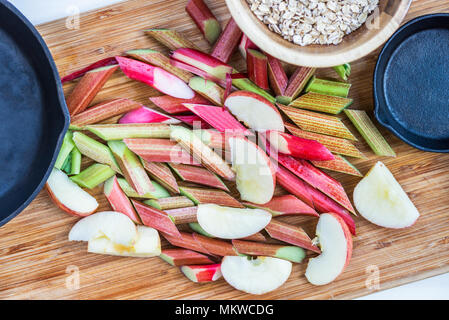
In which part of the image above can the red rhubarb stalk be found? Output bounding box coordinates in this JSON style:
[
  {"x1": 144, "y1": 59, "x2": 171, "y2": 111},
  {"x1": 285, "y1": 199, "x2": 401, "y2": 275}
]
[
  {"x1": 238, "y1": 34, "x2": 259, "y2": 59},
  {"x1": 181, "y1": 264, "x2": 222, "y2": 282},
  {"x1": 265, "y1": 220, "x2": 321, "y2": 253},
  {"x1": 61, "y1": 57, "x2": 117, "y2": 83},
  {"x1": 162, "y1": 231, "x2": 209, "y2": 254},
  {"x1": 149, "y1": 94, "x2": 210, "y2": 114},
  {"x1": 159, "y1": 249, "x2": 214, "y2": 266},
  {"x1": 180, "y1": 186, "x2": 243, "y2": 208},
  {"x1": 193, "y1": 233, "x2": 238, "y2": 256},
  {"x1": 141, "y1": 160, "x2": 179, "y2": 194},
  {"x1": 132, "y1": 200, "x2": 181, "y2": 237},
  {"x1": 104, "y1": 176, "x2": 141, "y2": 224},
  {"x1": 170, "y1": 58, "x2": 226, "y2": 86},
  {"x1": 247, "y1": 49, "x2": 269, "y2": 90},
  {"x1": 119, "y1": 106, "x2": 180, "y2": 124},
  {"x1": 275, "y1": 164, "x2": 314, "y2": 208},
  {"x1": 165, "y1": 206, "x2": 198, "y2": 225},
  {"x1": 116, "y1": 56, "x2": 195, "y2": 99},
  {"x1": 175, "y1": 115, "x2": 212, "y2": 129},
  {"x1": 276, "y1": 66, "x2": 315, "y2": 104},
  {"x1": 186, "y1": 0, "x2": 222, "y2": 45},
  {"x1": 243, "y1": 194, "x2": 318, "y2": 217},
  {"x1": 211, "y1": 18, "x2": 243, "y2": 63},
  {"x1": 267, "y1": 54, "x2": 288, "y2": 96},
  {"x1": 169, "y1": 163, "x2": 229, "y2": 191}
]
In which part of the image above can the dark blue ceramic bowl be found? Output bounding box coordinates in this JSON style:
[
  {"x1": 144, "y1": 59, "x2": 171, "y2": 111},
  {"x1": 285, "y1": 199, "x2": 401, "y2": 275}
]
[
  {"x1": 0, "y1": 0, "x2": 69, "y2": 227},
  {"x1": 374, "y1": 13, "x2": 449, "y2": 153}
]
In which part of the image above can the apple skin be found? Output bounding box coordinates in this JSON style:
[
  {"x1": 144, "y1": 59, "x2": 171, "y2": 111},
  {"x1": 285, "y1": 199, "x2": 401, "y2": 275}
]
[
  {"x1": 327, "y1": 212, "x2": 353, "y2": 268},
  {"x1": 45, "y1": 183, "x2": 97, "y2": 217}
]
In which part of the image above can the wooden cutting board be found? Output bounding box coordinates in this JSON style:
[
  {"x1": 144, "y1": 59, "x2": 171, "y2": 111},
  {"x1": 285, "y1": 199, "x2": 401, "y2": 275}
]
[{"x1": 0, "y1": 0, "x2": 448, "y2": 300}]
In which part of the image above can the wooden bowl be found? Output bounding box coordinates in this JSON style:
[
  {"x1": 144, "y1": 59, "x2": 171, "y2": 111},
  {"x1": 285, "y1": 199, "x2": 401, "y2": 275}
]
[{"x1": 225, "y1": 0, "x2": 412, "y2": 67}]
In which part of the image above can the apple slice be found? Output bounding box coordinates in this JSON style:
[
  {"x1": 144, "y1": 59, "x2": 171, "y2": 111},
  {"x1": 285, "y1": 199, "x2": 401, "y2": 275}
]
[
  {"x1": 354, "y1": 161, "x2": 420, "y2": 228},
  {"x1": 229, "y1": 136, "x2": 275, "y2": 204},
  {"x1": 46, "y1": 168, "x2": 98, "y2": 217},
  {"x1": 181, "y1": 264, "x2": 222, "y2": 283},
  {"x1": 196, "y1": 204, "x2": 271, "y2": 239},
  {"x1": 221, "y1": 256, "x2": 292, "y2": 295},
  {"x1": 116, "y1": 56, "x2": 195, "y2": 99},
  {"x1": 305, "y1": 213, "x2": 353, "y2": 285},
  {"x1": 68, "y1": 211, "x2": 137, "y2": 246},
  {"x1": 88, "y1": 226, "x2": 161, "y2": 257},
  {"x1": 224, "y1": 91, "x2": 284, "y2": 132}
]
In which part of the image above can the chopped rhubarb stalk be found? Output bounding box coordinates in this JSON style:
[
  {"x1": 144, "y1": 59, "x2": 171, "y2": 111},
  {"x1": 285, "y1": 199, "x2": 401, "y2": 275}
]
[
  {"x1": 71, "y1": 98, "x2": 141, "y2": 127},
  {"x1": 180, "y1": 186, "x2": 243, "y2": 208},
  {"x1": 72, "y1": 132, "x2": 121, "y2": 173},
  {"x1": 267, "y1": 54, "x2": 288, "y2": 96},
  {"x1": 149, "y1": 94, "x2": 210, "y2": 114},
  {"x1": 132, "y1": 200, "x2": 181, "y2": 237},
  {"x1": 247, "y1": 49, "x2": 269, "y2": 90},
  {"x1": 265, "y1": 220, "x2": 321, "y2": 253},
  {"x1": 171, "y1": 48, "x2": 234, "y2": 80},
  {"x1": 275, "y1": 153, "x2": 355, "y2": 214},
  {"x1": 86, "y1": 123, "x2": 171, "y2": 141},
  {"x1": 144, "y1": 28, "x2": 200, "y2": 50},
  {"x1": 170, "y1": 126, "x2": 236, "y2": 180},
  {"x1": 266, "y1": 130, "x2": 334, "y2": 161},
  {"x1": 117, "y1": 178, "x2": 170, "y2": 199},
  {"x1": 193, "y1": 233, "x2": 238, "y2": 256},
  {"x1": 61, "y1": 57, "x2": 117, "y2": 83},
  {"x1": 306, "y1": 184, "x2": 356, "y2": 235},
  {"x1": 162, "y1": 231, "x2": 209, "y2": 254},
  {"x1": 189, "y1": 76, "x2": 225, "y2": 106},
  {"x1": 70, "y1": 147, "x2": 82, "y2": 175},
  {"x1": 169, "y1": 163, "x2": 229, "y2": 191},
  {"x1": 119, "y1": 106, "x2": 180, "y2": 124},
  {"x1": 285, "y1": 123, "x2": 364, "y2": 158},
  {"x1": 278, "y1": 104, "x2": 357, "y2": 140},
  {"x1": 194, "y1": 129, "x2": 228, "y2": 150},
  {"x1": 55, "y1": 131, "x2": 74, "y2": 170},
  {"x1": 189, "y1": 222, "x2": 215, "y2": 238},
  {"x1": 186, "y1": 0, "x2": 221, "y2": 45},
  {"x1": 182, "y1": 103, "x2": 252, "y2": 135},
  {"x1": 175, "y1": 115, "x2": 212, "y2": 129},
  {"x1": 104, "y1": 176, "x2": 141, "y2": 223},
  {"x1": 66, "y1": 65, "x2": 118, "y2": 116},
  {"x1": 144, "y1": 196, "x2": 194, "y2": 210},
  {"x1": 333, "y1": 63, "x2": 351, "y2": 81},
  {"x1": 123, "y1": 138, "x2": 199, "y2": 165},
  {"x1": 276, "y1": 66, "x2": 315, "y2": 105},
  {"x1": 275, "y1": 164, "x2": 314, "y2": 208},
  {"x1": 211, "y1": 18, "x2": 242, "y2": 63},
  {"x1": 165, "y1": 206, "x2": 198, "y2": 224},
  {"x1": 241, "y1": 232, "x2": 266, "y2": 242},
  {"x1": 312, "y1": 155, "x2": 362, "y2": 177},
  {"x1": 289, "y1": 92, "x2": 353, "y2": 115},
  {"x1": 305, "y1": 76, "x2": 351, "y2": 98},
  {"x1": 224, "y1": 73, "x2": 233, "y2": 101},
  {"x1": 344, "y1": 109, "x2": 396, "y2": 157},
  {"x1": 126, "y1": 49, "x2": 192, "y2": 82},
  {"x1": 159, "y1": 249, "x2": 214, "y2": 266},
  {"x1": 141, "y1": 160, "x2": 179, "y2": 194},
  {"x1": 232, "y1": 240, "x2": 306, "y2": 263},
  {"x1": 70, "y1": 164, "x2": 115, "y2": 189},
  {"x1": 170, "y1": 58, "x2": 226, "y2": 86},
  {"x1": 238, "y1": 34, "x2": 259, "y2": 59},
  {"x1": 243, "y1": 195, "x2": 318, "y2": 217},
  {"x1": 231, "y1": 73, "x2": 276, "y2": 103},
  {"x1": 116, "y1": 56, "x2": 195, "y2": 99},
  {"x1": 61, "y1": 154, "x2": 72, "y2": 175},
  {"x1": 108, "y1": 140, "x2": 155, "y2": 195},
  {"x1": 181, "y1": 264, "x2": 222, "y2": 283}
]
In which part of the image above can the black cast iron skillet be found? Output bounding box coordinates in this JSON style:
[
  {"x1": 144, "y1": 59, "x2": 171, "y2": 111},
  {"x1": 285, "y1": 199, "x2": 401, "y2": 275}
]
[
  {"x1": 374, "y1": 13, "x2": 449, "y2": 152},
  {"x1": 0, "y1": 0, "x2": 69, "y2": 227}
]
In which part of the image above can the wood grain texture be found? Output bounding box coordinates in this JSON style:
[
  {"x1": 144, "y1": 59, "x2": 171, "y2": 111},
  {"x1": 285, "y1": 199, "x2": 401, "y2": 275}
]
[{"x1": 0, "y1": 0, "x2": 449, "y2": 300}]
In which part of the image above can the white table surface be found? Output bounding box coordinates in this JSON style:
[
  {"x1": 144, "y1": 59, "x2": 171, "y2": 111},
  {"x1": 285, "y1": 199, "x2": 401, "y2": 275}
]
[{"x1": 7, "y1": 0, "x2": 449, "y2": 300}]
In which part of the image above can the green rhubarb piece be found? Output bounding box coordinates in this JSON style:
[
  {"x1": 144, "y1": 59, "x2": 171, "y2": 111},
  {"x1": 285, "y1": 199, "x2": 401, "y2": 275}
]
[
  {"x1": 61, "y1": 153, "x2": 72, "y2": 174},
  {"x1": 189, "y1": 76, "x2": 224, "y2": 106},
  {"x1": 333, "y1": 63, "x2": 351, "y2": 81},
  {"x1": 188, "y1": 222, "x2": 215, "y2": 238},
  {"x1": 231, "y1": 69, "x2": 276, "y2": 103},
  {"x1": 344, "y1": 109, "x2": 396, "y2": 157},
  {"x1": 143, "y1": 199, "x2": 162, "y2": 210},
  {"x1": 86, "y1": 123, "x2": 171, "y2": 140},
  {"x1": 305, "y1": 76, "x2": 352, "y2": 98},
  {"x1": 117, "y1": 177, "x2": 170, "y2": 199},
  {"x1": 289, "y1": 92, "x2": 353, "y2": 114},
  {"x1": 70, "y1": 147, "x2": 82, "y2": 175},
  {"x1": 69, "y1": 124, "x2": 83, "y2": 131},
  {"x1": 72, "y1": 132, "x2": 121, "y2": 173},
  {"x1": 55, "y1": 131, "x2": 74, "y2": 169},
  {"x1": 274, "y1": 246, "x2": 306, "y2": 263},
  {"x1": 70, "y1": 163, "x2": 115, "y2": 189}
]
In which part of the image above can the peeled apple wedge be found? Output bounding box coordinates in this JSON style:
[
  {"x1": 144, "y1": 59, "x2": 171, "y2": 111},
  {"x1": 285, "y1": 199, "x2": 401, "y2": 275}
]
[
  {"x1": 46, "y1": 168, "x2": 98, "y2": 217},
  {"x1": 68, "y1": 211, "x2": 137, "y2": 246},
  {"x1": 229, "y1": 136, "x2": 275, "y2": 204},
  {"x1": 305, "y1": 213, "x2": 352, "y2": 286},
  {"x1": 353, "y1": 161, "x2": 420, "y2": 228},
  {"x1": 221, "y1": 256, "x2": 292, "y2": 295},
  {"x1": 196, "y1": 204, "x2": 271, "y2": 239},
  {"x1": 88, "y1": 226, "x2": 161, "y2": 257}
]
